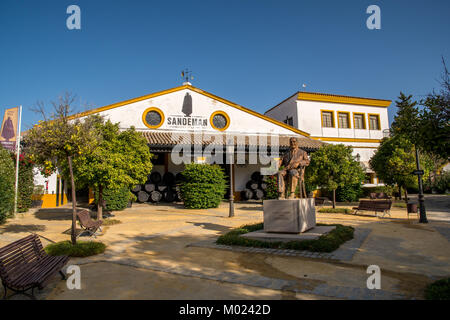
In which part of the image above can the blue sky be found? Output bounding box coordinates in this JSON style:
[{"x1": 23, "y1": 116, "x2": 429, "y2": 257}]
[{"x1": 1, "y1": 0, "x2": 449, "y2": 131}]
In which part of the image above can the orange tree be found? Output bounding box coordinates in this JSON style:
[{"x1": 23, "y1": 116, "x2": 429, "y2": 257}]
[{"x1": 24, "y1": 94, "x2": 101, "y2": 244}]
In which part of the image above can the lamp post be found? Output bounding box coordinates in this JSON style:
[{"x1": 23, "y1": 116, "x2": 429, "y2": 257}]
[{"x1": 414, "y1": 146, "x2": 428, "y2": 223}]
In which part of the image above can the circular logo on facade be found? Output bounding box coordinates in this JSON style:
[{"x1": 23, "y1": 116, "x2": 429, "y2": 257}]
[
  {"x1": 142, "y1": 107, "x2": 164, "y2": 129},
  {"x1": 210, "y1": 111, "x2": 230, "y2": 131}
]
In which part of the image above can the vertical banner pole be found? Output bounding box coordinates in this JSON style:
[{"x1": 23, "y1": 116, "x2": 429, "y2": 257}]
[{"x1": 14, "y1": 105, "x2": 23, "y2": 215}]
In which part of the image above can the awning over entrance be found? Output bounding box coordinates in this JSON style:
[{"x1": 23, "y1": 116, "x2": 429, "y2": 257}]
[{"x1": 140, "y1": 131, "x2": 323, "y2": 152}]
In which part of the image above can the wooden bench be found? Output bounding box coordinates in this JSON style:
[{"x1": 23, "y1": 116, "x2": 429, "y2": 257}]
[
  {"x1": 352, "y1": 200, "x2": 392, "y2": 218},
  {"x1": 0, "y1": 234, "x2": 69, "y2": 299}
]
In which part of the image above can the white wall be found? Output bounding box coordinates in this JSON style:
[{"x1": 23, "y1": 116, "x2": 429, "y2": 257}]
[
  {"x1": 296, "y1": 100, "x2": 389, "y2": 140},
  {"x1": 93, "y1": 87, "x2": 300, "y2": 136}
]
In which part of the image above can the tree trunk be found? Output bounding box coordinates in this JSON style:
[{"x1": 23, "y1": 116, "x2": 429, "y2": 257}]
[
  {"x1": 97, "y1": 185, "x2": 103, "y2": 221},
  {"x1": 398, "y1": 185, "x2": 402, "y2": 200},
  {"x1": 404, "y1": 187, "x2": 408, "y2": 204},
  {"x1": 332, "y1": 189, "x2": 336, "y2": 209},
  {"x1": 67, "y1": 156, "x2": 77, "y2": 245}
]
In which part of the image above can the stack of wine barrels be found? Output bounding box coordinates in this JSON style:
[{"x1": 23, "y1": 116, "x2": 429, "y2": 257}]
[
  {"x1": 132, "y1": 171, "x2": 182, "y2": 203},
  {"x1": 241, "y1": 171, "x2": 267, "y2": 201}
]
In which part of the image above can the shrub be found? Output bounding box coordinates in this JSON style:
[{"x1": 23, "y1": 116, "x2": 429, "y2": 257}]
[
  {"x1": 424, "y1": 278, "x2": 450, "y2": 300},
  {"x1": 217, "y1": 222, "x2": 354, "y2": 253},
  {"x1": 361, "y1": 185, "x2": 395, "y2": 198},
  {"x1": 45, "y1": 240, "x2": 106, "y2": 257},
  {"x1": 180, "y1": 163, "x2": 226, "y2": 209},
  {"x1": 14, "y1": 154, "x2": 34, "y2": 213},
  {"x1": 318, "y1": 208, "x2": 352, "y2": 214},
  {"x1": 336, "y1": 184, "x2": 362, "y2": 202},
  {"x1": 94, "y1": 186, "x2": 131, "y2": 211},
  {"x1": 427, "y1": 172, "x2": 450, "y2": 194},
  {"x1": 0, "y1": 147, "x2": 15, "y2": 223},
  {"x1": 264, "y1": 175, "x2": 278, "y2": 199}
]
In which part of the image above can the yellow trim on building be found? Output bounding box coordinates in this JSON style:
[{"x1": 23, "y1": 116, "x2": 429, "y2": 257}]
[
  {"x1": 142, "y1": 107, "x2": 165, "y2": 129},
  {"x1": 352, "y1": 112, "x2": 366, "y2": 129},
  {"x1": 210, "y1": 110, "x2": 230, "y2": 131},
  {"x1": 68, "y1": 85, "x2": 188, "y2": 120},
  {"x1": 368, "y1": 113, "x2": 381, "y2": 130},
  {"x1": 188, "y1": 86, "x2": 310, "y2": 137},
  {"x1": 67, "y1": 84, "x2": 310, "y2": 137},
  {"x1": 320, "y1": 110, "x2": 335, "y2": 128},
  {"x1": 337, "y1": 111, "x2": 351, "y2": 129},
  {"x1": 298, "y1": 92, "x2": 391, "y2": 107}
]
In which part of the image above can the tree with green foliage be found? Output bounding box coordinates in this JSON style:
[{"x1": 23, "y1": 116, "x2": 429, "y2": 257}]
[
  {"x1": 70, "y1": 117, "x2": 153, "y2": 219},
  {"x1": 180, "y1": 163, "x2": 226, "y2": 209},
  {"x1": 0, "y1": 146, "x2": 15, "y2": 224},
  {"x1": 24, "y1": 93, "x2": 101, "y2": 244},
  {"x1": 370, "y1": 135, "x2": 433, "y2": 202},
  {"x1": 391, "y1": 60, "x2": 449, "y2": 161},
  {"x1": 306, "y1": 144, "x2": 365, "y2": 208}
]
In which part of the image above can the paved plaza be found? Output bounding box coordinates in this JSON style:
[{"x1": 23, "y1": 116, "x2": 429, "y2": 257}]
[{"x1": 0, "y1": 195, "x2": 449, "y2": 300}]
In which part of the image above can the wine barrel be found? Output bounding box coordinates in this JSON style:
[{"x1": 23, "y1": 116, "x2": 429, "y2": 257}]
[
  {"x1": 144, "y1": 183, "x2": 156, "y2": 193},
  {"x1": 150, "y1": 190, "x2": 163, "y2": 202},
  {"x1": 164, "y1": 189, "x2": 177, "y2": 202},
  {"x1": 137, "y1": 191, "x2": 149, "y2": 203},
  {"x1": 163, "y1": 172, "x2": 176, "y2": 186},
  {"x1": 131, "y1": 185, "x2": 141, "y2": 193},
  {"x1": 157, "y1": 185, "x2": 167, "y2": 192},
  {"x1": 259, "y1": 182, "x2": 268, "y2": 191},
  {"x1": 150, "y1": 172, "x2": 162, "y2": 184},
  {"x1": 253, "y1": 189, "x2": 264, "y2": 200},
  {"x1": 246, "y1": 180, "x2": 259, "y2": 190},
  {"x1": 241, "y1": 189, "x2": 253, "y2": 200},
  {"x1": 251, "y1": 171, "x2": 262, "y2": 182}
]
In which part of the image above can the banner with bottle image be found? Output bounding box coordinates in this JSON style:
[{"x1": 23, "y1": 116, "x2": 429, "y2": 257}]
[{"x1": 0, "y1": 107, "x2": 19, "y2": 151}]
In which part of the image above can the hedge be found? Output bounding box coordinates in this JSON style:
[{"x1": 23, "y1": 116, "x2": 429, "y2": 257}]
[
  {"x1": 94, "y1": 186, "x2": 131, "y2": 211},
  {"x1": 216, "y1": 222, "x2": 354, "y2": 253},
  {"x1": 15, "y1": 154, "x2": 34, "y2": 213},
  {"x1": 180, "y1": 163, "x2": 226, "y2": 209},
  {"x1": 0, "y1": 147, "x2": 15, "y2": 223},
  {"x1": 336, "y1": 184, "x2": 363, "y2": 202}
]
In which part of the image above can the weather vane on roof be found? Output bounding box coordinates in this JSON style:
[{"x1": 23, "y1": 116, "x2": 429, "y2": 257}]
[{"x1": 181, "y1": 68, "x2": 194, "y2": 84}]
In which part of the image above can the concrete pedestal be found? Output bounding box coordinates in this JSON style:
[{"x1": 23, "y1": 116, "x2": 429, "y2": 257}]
[{"x1": 263, "y1": 199, "x2": 316, "y2": 233}]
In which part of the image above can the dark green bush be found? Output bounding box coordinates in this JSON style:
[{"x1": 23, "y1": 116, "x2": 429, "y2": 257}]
[
  {"x1": 361, "y1": 185, "x2": 394, "y2": 197},
  {"x1": 0, "y1": 147, "x2": 15, "y2": 223},
  {"x1": 424, "y1": 278, "x2": 450, "y2": 300},
  {"x1": 216, "y1": 222, "x2": 354, "y2": 253},
  {"x1": 426, "y1": 172, "x2": 450, "y2": 194},
  {"x1": 180, "y1": 164, "x2": 226, "y2": 209},
  {"x1": 94, "y1": 186, "x2": 131, "y2": 211},
  {"x1": 264, "y1": 175, "x2": 278, "y2": 199},
  {"x1": 45, "y1": 240, "x2": 106, "y2": 257},
  {"x1": 336, "y1": 184, "x2": 362, "y2": 202},
  {"x1": 318, "y1": 208, "x2": 352, "y2": 214}
]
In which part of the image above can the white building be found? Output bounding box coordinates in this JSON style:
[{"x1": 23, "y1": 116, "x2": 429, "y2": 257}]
[
  {"x1": 264, "y1": 91, "x2": 392, "y2": 185},
  {"x1": 32, "y1": 83, "x2": 323, "y2": 207}
]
